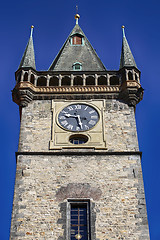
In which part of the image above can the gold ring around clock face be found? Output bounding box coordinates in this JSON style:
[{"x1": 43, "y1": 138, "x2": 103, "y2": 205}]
[{"x1": 58, "y1": 103, "x2": 99, "y2": 132}]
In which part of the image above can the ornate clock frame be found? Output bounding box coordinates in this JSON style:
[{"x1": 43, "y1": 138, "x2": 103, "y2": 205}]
[{"x1": 49, "y1": 99, "x2": 107, "y2": 150}]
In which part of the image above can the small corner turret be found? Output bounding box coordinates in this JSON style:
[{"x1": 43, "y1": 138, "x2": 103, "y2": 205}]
[
  {"x1": 12, "y1": 26, "x2": 36, "y2": 107},
  {"x1": 119, "y1": 26, "x2": 143, "y2": 107},
  {"x1": 19, "y1": 26, "x2": 36, "y2": 70},
  {"x1": 120, "y1": 26, "x2": 137, "y2": 69}
]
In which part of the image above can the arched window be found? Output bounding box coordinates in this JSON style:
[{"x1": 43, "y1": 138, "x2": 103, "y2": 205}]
[
  {"x1": 110, "y1": 76, "x2": 119, "y2": 85},
  {"x1": 98, "y1": 76, "x2": 107, "y2": 85},
  {"x1": 30, "y1": 74, "x2": 35, "y2": 84},
  {"x1": 135, "y1": 73, "x2": 138, "y2": 81},
  {"x1": 61, "y1": 76, "x2": 71, "y2": 86},
  {"x1": 37, "y1": 77, "x2": 47, "y2": 86},
  {"x1": 49, "y1": 76, "x2": 59, "y2": 86},
  {"x1": 86, "y1": 76, "x2": 95, "y2": 86},
  {"x1": 121, "y1": 72, "x2": 126, "y2": 83},
  {"x1": 128, "y1": 71, "x2": 133, "y2": 80},
  {"x1": 73, "y1": 62, "x2": 82, "y2": 71},
  {"x1": 73, "y1": 76, "x2": 83, "y2": 86},
  {"x1": 23, "y1": 72, "x2": 28, "y2": 81}
]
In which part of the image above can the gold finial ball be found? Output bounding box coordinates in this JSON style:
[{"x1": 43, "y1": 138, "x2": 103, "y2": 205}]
[
  {"x1": 75, "y1": 14, "x2": 80, "y2": 19},
  {"x1": 121, "y1": 25, "x2": 125, "y2": 29},
  {"x1": 31, "y1": 25, "x2": 34, "y2": 29},
  {"x1": 75, "y1": 234, "x2": 82, "y2": 239}
]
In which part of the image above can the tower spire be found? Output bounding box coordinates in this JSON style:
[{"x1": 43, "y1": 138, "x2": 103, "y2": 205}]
[
  {"x1": 122, "y1": 25, "x2": 125, "y2": 37},
  {"x1": 119, "y1": 26, "x2": 137, "y2": 69},
  {"x1": 19, "y1": 25, "x2": 36, "y2": 70},
  {"x1": 30, "y1": 25, "x2": 34, "y2": 37}
]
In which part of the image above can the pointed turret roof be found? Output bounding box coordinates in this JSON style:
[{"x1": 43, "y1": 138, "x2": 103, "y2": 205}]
[
  {"x1": 19, "y1": 26, "x2": 36, "y2": 70},
  {"x1": 49, "y1": 15, "x2": 106, "y2": 71},
  {"x1": 120, "y1": 26, "x2": 137, "y2": 69}
]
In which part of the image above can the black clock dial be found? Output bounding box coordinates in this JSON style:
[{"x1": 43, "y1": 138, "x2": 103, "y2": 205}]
[{"x1": 58, "y1": 104, "x2": 99, "y2": 132}]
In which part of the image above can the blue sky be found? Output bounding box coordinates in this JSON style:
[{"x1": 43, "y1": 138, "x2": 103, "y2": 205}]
[{"x1": 0, "y1": 0, "x2": 160, "y2": 239}]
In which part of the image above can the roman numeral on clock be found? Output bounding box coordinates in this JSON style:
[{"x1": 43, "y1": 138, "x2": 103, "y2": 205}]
[
  {"x1": 89, "y1": 120, "x2": 96, "y2": 125},
  {"x1": 61, "y1": 120, "x2": 68, "y2": 126},
  {"x1": 67, "y1": 124, "x2": 73, "y2": 130}
]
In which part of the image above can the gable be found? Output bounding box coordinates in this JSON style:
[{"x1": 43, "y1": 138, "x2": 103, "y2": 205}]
[{"x1": 49, "y1": 24, "x2": 106, "y2": 71}]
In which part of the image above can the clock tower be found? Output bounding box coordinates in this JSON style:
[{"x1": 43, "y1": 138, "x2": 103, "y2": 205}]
[{"x1": 10, "y1": 15, "x2": 150, "y2": 239}]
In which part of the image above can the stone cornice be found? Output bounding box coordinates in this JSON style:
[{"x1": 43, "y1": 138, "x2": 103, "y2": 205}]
[{"x1": 15, "y1": 82, "x2": 120, "y2": 93}]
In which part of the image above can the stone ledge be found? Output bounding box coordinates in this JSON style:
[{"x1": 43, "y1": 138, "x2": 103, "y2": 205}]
[{"x1": 15, "y1": 151, "x2": 142, "y2": 157}]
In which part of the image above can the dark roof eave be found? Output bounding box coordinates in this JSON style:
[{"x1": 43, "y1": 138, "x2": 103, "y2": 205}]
[
  {"x1": 15, "y1": 69, "x2": 125, "y2": 76},
  {"x1": 119, "y1": 66, "x2": 141, "y2": 73},
  {"x1": 15, "y1": 66, "x2": 37, "y2": 75}
]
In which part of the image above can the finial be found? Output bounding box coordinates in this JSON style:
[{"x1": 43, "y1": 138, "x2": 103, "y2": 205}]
[
  {"x1": 75, "y1": 14, "x2": 80, "y2": 24},
  {"x1": 76, "y1": 5, "x2": 78, "y2": 14},
  {"x1": 75, "y1": 5, "x2": 80, "y2": 24},
  {"x1": 30, "y1": 25, "x2": 34, "y2": 37},
  {"x1": 121, "y1": 25, "x2": 125, "y2": 37}
]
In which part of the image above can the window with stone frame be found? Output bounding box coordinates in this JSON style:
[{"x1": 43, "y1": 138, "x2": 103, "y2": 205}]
[
  {"x1": 68, "y1": 200, "x2": 91, "y2": 240},
  {"x1": 72, "y1": 35, "x2": 82, "y2": 45},
  {"x1": 73, "y1": 62, "x2": 82, "y2": 71}
]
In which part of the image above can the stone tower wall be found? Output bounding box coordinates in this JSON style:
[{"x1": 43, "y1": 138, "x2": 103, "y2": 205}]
[
  {"x1": 10, "y1": 99, "x2": 150, "y2": 239},
  {"x1": 18, "y1": 99, "x2": 139, "y2": 152},
  {"x1": 10, "y1": 154, "x2": 149, "y2": 239}
]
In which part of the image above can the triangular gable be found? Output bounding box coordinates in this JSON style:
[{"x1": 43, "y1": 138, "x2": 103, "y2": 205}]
[{"x1": 49, "y1": 24, "x2": 106, "y2": 71}]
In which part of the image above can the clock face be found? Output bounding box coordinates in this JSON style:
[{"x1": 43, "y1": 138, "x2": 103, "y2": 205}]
[{"x1": 58, "y1": 103, "x2": 99, "y2": 132}]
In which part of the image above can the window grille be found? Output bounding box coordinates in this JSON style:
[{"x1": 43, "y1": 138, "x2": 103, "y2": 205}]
[{"x1": 68, "y1": 200, "x2": 91, "y2": 240}]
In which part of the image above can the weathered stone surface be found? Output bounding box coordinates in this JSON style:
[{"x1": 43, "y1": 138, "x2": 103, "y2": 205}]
[
  {"x1": 10, "y1": 99, "x2": 150, "y2": 239},
  {"x1": 104, "y1": 100, "x2": 139, "y2": 151},
  {"x1": 56, "y1": 183, "x2": 102, "y2": 201},
  {"x1": 18, "y1": 99, "x2": 139, "y2": 152},
  {"x1": 10, "y1": 154, "x2": 149, "y2": 239}
]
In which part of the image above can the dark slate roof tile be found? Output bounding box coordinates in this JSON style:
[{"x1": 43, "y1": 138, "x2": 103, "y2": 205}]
[
  {"x1": 120, "y1": 28, "x2": 137, "y2": 69},
  {"x1": 49, "y1": 24, "x2": 106, "y2": 71},
  {"x1": 19, "y1": 27, "x2": 36, "y2": 70}
]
